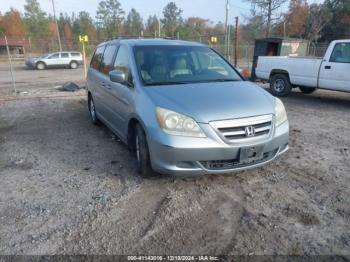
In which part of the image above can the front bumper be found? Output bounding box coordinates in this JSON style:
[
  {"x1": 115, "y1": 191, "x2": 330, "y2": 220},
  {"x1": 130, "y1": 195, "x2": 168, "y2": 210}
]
[
  {"x1": 147, "y1": 120, "x2": 289, "y2": 176},
  {"x1": 25, "y1": 61, "x2": 36, "y2": 68}
]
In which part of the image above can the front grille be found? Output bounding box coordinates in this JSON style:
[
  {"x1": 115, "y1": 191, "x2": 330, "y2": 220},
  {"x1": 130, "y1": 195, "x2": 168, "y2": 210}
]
[
  {"x1": 200, "y1": 148, "x2": 278, "y2": 171},
  {"x1": 210, "y1": 114, "x2": 273, "y2": 143}
]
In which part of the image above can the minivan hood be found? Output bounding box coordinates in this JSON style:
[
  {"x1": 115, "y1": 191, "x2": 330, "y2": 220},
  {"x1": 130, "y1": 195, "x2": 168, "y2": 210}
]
[{"x1": 144, "y1": 81, "x2": 275, "y2": 123}]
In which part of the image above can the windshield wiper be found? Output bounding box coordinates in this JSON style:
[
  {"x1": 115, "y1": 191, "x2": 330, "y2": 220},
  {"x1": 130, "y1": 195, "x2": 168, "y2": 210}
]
[
  {"x1": 205, "y1": 79, "x2": 240, "y2": 82},
  {"x1": 145, "y1": 81, "x2": 188, "y2": 86},
  {"x1": 187, "y1": 79, "x2": 240, "y2": 84}
]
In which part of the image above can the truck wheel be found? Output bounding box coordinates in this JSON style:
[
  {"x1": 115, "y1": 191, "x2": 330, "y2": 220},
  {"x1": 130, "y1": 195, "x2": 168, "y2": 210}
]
[
  {"x1": 36, "y1": 62, "x2": 46, "y2": 70},
  {"x1": 299, "y1": 87, "x2": 316, "y2": 94},
  {"x1": 135, "y1": 124, "x2": 154, "y2": 178},
  {"x1": 270, "y1": 74, "x2": 292, "y2": 97},
  {"x1": 70, "y1": 61, "x2": 78, "y2": 69}
]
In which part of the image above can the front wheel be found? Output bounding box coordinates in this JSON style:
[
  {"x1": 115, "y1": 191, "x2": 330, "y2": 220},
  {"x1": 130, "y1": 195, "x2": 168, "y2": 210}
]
[
  {"x1": 270, "y1": 74, "x2": 292, "y2": 97},
  {"x1": 299, "y1": 86, "x2": 316, "y2": 94},
  {"x1": 36, "y1": 62, "x2": 46, "y2": 70},
  {"x1": 135, "y1": 125, "x2": 154, "y2": 178}
]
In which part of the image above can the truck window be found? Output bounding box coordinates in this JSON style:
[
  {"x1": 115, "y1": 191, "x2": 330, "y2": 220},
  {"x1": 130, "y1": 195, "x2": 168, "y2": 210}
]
[
  {"x1": 90, "y1": 46, "x2": 105, "y2": 70},
  {"x1": 330, "y1": 43, "x2": 350, "y2": 63}
]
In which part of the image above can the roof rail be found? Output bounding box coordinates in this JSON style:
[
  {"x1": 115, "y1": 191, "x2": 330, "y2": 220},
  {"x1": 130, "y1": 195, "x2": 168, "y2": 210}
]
[{"x1": 104, "y1": 35, "x2": 175, "y2": 42}]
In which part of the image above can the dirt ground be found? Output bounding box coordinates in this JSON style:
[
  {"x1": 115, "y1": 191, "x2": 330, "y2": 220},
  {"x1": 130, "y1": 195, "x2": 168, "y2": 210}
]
[{"x1": 0, "y1": 65, "x2": 349, "y2": 255}]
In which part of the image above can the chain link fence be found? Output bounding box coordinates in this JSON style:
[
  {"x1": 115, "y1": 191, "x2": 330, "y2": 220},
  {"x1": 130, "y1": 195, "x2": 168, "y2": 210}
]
[
  {"x1": 1, "y1": 35, "x2": 330, "y2": 65},
  {"x1": 307, "y1": 43, "x2": 329, "y2": 57},
  {"x1": 0, "y1": 35, "x2": 332, "y2": 99}
]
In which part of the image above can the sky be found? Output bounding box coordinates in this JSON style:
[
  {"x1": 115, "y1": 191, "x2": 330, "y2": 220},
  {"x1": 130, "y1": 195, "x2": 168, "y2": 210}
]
[{"x1": 1, "y1": 0, "x2": 325, "y2": 24}]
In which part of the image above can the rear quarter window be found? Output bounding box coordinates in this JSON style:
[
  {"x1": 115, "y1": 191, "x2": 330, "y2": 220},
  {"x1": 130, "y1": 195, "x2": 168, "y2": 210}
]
[{"x1": 70, "y1": 52, "x2": 81, "y2": 57}]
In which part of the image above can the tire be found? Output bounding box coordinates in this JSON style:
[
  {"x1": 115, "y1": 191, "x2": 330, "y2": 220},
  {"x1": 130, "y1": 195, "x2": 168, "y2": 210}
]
[
  {"x1": 70, "y1": 61, "x2": 78, "y2": 69},
  {"x1": 135, "y1": 124, "x2": 154, "y2": 178},
  {"x1": 88, "y1": 95, "x2": 100, "y2": 125},
  {"x1": 299, "y1": 86, "x2": 316, "y2": 94},
  {"x1": 36, "y1": 62, "x2": 46, "y2": 70},
  {"x1": 270, "y1": 74, "x2": 292, "y2": 97}
]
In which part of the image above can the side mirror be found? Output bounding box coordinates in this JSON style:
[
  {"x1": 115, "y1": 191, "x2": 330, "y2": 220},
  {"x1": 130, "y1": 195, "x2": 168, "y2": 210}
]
[{"x1": 109, "y1": 70, "x2": 126, "y2": 83}]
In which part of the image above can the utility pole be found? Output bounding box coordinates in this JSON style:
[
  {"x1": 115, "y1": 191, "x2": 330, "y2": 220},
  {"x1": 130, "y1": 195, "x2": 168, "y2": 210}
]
[
  {"x1": 234, "y1": 16, "x2": 239, "y2": 67},
  {"x1": 51, "y1": 0, "x2": 62, "y2": 52},
  {"x1": 227, "y1": 24, "x2": 231, "y2": 61},
  {"x1": 266, "y1": 0, "x2": 272, "y2": 38},
  {"x1": 158, "y1": 16, "x2": 161, "y2": 38},
  {"x1": 224, "y1": 0, "x2": 229, "y2": 58}
]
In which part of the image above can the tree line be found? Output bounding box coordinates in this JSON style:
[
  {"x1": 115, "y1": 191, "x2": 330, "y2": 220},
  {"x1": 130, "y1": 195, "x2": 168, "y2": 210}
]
[
  {"x1": 242, "y1": 0, "x2": 349, "y2": 44},
  {"x1": 0, "y1": 0, "x2": 349, "y2": 50}
]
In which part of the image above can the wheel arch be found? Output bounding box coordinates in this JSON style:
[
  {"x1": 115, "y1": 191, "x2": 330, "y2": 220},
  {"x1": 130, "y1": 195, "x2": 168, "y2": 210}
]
[
  {"x1": 269, "y1": 69, "x2": 290, "y2": 81},
  {"x1": 36, "y1": 60, "x2": 47, "y2": 67},
  {"x1": 127, "y1": 116, "x2": 147, "y2": 151}
]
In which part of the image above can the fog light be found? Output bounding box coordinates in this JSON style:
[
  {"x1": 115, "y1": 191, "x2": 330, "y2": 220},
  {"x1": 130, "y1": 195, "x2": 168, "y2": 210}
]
[{"x1": 177, "y1": 161, "x2": 196, "y2": 168}]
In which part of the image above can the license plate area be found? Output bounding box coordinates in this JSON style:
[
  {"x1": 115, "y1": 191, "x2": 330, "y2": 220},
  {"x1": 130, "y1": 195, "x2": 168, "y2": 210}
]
[{"x1": 239, "y1": 145, "x2": 264, "y2": 164}]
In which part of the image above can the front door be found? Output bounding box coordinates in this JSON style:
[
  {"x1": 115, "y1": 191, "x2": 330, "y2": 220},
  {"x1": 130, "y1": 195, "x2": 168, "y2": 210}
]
[
  {"x1": 319, "y1": 42, "x2": 350, "y2": 92},
  {"x1": 46, "y1": 53, "x2": 60, "y2": 66}
]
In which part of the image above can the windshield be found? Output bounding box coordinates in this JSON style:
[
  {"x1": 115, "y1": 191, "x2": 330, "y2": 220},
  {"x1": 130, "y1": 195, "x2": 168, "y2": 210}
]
[{"x1": 134, "y1": 45, "x2": 242, "y2": 86}]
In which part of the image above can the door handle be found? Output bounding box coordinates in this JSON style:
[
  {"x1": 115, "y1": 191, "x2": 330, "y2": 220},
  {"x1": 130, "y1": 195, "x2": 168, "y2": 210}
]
[{"x1": 325, "y1": 65, "x2": 331, "y2": 69}]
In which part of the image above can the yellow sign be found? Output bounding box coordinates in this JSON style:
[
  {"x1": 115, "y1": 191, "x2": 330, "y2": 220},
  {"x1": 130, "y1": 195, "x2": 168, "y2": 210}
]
[
  {"x1": 79, "y1": 35, "x2": 89, "y2": 43},
  {"x1": 210, "y1": 36, "x2": 218, "y2": 44}
]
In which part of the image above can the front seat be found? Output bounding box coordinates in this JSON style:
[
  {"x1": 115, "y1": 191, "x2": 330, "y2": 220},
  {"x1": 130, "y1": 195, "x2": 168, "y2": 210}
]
[
  {"x1": 150, "y1": 56, "x2": 168, "y2": 82},
  {"x1": 170, "y1": 57, "x2": 192, "y2": 78}
]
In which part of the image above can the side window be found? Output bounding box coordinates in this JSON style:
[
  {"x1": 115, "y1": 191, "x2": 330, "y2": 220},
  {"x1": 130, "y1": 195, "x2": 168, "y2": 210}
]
[
  {"x1": 114, "y1": 45, "x2": 130, "y2": 80},
  {"x1": 90, "y1": 46, "x2": 105, "y2": 70},
  {"x1": 100, "y1": 45, "x2": 117, "y2": 75},
  {"x1": 330, "y1": 43, "x2": 350, "y2": 63},
  {"x1": 48, "y1": 53, "x2": 59, "y2": 59},
  {"x1": 61, "y1": 52, "x2": 69, "y2": 58},
  {"x1": 70, "y1": 52, "x2": 81, "y2": 57}
]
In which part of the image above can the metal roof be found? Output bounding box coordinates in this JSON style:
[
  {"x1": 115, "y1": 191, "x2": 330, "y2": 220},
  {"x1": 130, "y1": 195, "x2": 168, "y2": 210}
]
[{"x1": 0, "y1": 38, "x2": 28, "y2": 47}]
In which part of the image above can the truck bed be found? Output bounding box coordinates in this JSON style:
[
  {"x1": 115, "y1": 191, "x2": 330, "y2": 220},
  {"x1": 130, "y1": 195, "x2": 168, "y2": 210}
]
[{"x1": 256, "y1": 56, "x2": 323, "y2": 88}]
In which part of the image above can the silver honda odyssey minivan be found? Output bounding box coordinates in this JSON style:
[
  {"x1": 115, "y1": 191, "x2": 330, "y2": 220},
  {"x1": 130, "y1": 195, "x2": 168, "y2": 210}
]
[{"x1": 86, "y1": 38, "x2": 289, "y2": 177}]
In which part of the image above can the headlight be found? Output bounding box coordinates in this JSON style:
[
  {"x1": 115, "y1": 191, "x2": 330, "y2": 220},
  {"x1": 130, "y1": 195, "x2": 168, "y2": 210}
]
[
  {"x1": 275, "y1": 98, "x2": 287, "y2": 126},
  {"x1": 156, "y1": 107, "x2": 206, "y2": 137}
]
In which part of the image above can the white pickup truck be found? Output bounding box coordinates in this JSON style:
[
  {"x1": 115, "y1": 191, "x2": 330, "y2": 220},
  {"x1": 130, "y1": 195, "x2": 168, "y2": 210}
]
[{"x1": 255, "y1": 39, "x2": 350, "y2": 96}]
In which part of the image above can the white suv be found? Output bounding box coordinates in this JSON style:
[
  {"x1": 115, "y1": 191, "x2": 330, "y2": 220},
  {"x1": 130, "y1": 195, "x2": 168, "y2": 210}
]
[{"x1": 25, "y1": 51, "x2": 83, "y2": 70}]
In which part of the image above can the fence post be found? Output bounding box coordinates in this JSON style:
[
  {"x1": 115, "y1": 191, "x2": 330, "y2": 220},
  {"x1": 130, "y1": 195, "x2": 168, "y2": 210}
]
[
  {"x1": 82, "y1": 41, "x2": 87, "y2": 78},
  {"x1": 5, "y1": 35, "x2": 17, "y2": 94}
]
